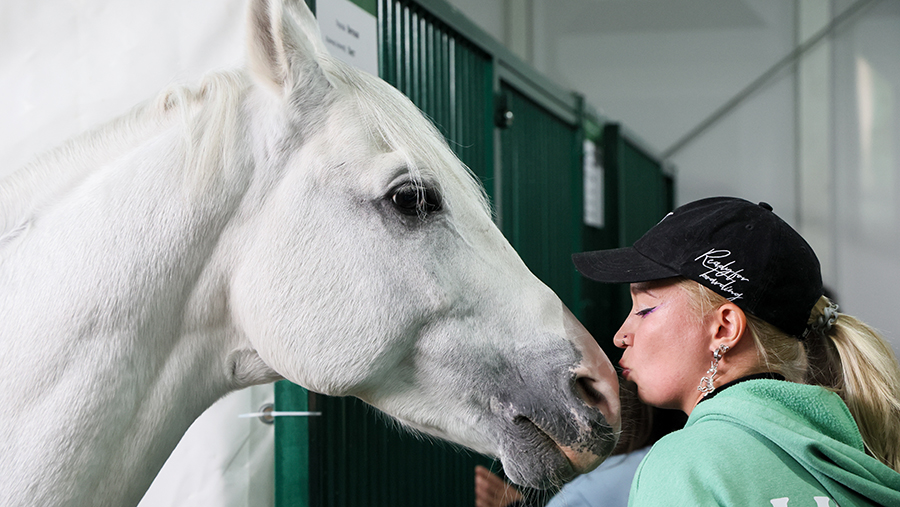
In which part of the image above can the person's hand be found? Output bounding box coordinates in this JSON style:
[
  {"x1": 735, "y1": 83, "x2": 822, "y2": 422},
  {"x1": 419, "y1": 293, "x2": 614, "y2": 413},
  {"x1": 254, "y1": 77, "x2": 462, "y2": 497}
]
[{"x1": 475, "y1": 465, "x2": 524, "y2": 507}]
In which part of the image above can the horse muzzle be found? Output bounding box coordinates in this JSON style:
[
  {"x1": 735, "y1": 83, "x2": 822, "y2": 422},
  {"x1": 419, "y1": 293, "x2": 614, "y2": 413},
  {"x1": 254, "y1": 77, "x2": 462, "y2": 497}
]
[{"x1": 493, "y1": 362, "x2": 620, "y2": 489}]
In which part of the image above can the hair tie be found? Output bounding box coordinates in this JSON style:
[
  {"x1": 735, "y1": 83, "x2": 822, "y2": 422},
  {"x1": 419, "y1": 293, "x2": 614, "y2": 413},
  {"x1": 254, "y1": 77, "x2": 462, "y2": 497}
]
[{"x1": 804, "y1": 302, "x2": 839, "y2": 339}]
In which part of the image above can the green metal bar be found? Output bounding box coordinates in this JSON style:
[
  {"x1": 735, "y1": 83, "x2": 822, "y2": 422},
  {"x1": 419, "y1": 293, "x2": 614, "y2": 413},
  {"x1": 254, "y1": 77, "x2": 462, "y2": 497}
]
[
  {"x1": 401, "y1": 4, "x2": 411, "y2": 94},
  {"x1": 274, "y1": 381, "x2": 310, "y2": 507},
  {"x1": 409, "y1": 7, "x2": 420, "y2": 103},
  {"x1": 377, "y1": 0, "x2": 389, "y2": 82}
]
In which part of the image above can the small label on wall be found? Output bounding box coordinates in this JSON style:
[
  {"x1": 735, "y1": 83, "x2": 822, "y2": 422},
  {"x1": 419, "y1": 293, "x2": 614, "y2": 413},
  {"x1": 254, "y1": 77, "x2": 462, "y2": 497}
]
[
  {"x1": 583, "y1": 139, "x2": 604, "y2": 228},
  {"x1": 316, "y1": 0, "x2": 378, "y2": 76}
]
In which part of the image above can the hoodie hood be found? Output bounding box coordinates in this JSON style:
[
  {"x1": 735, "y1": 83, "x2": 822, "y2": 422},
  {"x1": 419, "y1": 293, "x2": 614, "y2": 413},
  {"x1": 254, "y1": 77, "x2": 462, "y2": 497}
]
[{"x1": 689, "y1": 380, "x2": 900, "y2": 506}]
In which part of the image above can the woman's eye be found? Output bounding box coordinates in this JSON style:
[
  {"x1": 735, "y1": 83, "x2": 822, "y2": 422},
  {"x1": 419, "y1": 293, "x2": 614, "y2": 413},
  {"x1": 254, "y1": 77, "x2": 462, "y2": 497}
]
[
  {"x1": 390, "y1": 183, "x2": 443, "y2": 217},
  {"x1": 635, "y1": 307, "x2": 657, "y2": 318}
]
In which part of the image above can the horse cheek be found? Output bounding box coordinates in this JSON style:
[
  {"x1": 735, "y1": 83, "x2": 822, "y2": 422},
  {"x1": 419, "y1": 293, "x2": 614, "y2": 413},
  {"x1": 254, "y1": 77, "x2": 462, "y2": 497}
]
[{"x1": 227, "y1": 201, "x2": 384, "y2": 394}]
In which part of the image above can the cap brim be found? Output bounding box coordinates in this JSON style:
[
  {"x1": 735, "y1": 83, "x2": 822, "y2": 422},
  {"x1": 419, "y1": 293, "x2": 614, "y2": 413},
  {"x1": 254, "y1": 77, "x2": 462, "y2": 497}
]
[{"x1": 572, "y1": 248, "x2": 680, "y2": 283}]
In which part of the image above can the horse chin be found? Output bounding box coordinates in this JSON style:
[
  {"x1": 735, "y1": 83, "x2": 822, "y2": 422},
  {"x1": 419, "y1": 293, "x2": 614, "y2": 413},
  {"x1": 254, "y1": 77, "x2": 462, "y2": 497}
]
[
  {"x1": 499, "y1": 416, "x2": 614, "y2": 490},
  {"x1": 500, "y1": 423, "x2": 574, "y2": 489}
]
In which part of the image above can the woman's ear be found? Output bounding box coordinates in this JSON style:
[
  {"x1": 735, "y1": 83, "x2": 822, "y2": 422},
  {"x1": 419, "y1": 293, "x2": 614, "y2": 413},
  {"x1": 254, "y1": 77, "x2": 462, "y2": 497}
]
[{"x1": 711, "y1": 302, "x2": 747, "y2": 350}]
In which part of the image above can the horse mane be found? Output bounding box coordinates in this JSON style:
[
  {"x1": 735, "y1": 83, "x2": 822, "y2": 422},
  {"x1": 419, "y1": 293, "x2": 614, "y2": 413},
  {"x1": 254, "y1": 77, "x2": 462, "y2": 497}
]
[
  {"x1": 0, "y1": 52, "x2": 491, "y2": 243},
  {"x1": 0, "y1": 70, "x2": 249, "y2": 238}
]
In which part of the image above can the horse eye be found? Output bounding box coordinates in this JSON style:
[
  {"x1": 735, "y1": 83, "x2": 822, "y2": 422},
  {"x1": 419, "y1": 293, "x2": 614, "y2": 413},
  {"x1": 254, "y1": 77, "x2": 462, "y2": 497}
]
[{"x1": 390, "y1": 183, "x2": 443, "y2": 217}]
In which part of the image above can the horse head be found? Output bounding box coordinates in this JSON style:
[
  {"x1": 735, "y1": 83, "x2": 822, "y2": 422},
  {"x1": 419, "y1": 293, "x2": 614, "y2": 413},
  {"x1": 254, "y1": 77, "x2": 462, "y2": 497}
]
[{"x1": 230, "y1": 0, "x2": 620, "y2": 488}]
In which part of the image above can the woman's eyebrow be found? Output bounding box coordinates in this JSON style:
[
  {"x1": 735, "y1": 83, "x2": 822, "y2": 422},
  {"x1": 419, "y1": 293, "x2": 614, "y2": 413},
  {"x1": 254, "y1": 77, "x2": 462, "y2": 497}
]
[{"x1": 631, "y1": 282, "x2": 656, "y2": 296}]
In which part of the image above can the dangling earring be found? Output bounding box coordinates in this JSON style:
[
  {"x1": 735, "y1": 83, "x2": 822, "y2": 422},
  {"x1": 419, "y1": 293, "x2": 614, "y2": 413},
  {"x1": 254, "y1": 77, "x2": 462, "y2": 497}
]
[{"x1": 698, "y1": 344, "x2": 729, "y2": 397}]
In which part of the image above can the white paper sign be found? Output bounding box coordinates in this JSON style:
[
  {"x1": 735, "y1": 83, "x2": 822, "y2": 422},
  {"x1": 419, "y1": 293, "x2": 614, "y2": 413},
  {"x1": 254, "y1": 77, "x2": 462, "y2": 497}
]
[
  {"x1": 316, "y1": 0, "x2": 379, "y2": 76},
  {"x1": 583, "y1": 139, "x2": 605, "y2": 228}
]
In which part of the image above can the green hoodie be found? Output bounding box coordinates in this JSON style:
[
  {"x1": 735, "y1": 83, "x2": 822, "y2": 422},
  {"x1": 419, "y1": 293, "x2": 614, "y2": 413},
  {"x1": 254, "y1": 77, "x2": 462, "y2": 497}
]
[{"x1": 628, "y1": 379, "x2": 900, "y2": 506}]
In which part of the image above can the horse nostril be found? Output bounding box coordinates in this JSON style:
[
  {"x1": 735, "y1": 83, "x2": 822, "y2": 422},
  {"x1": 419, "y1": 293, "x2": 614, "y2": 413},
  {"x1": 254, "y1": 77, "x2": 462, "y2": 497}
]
[{"x1": 574, "y1": 374, "x2": 605, "y2": 409}]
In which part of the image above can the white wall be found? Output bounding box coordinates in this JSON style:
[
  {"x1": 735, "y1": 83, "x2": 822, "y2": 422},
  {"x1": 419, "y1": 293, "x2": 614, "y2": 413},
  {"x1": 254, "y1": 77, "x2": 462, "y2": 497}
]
[
  {"x1": 0, "y1": 0, "x2": 247, "y2": 175},
  {"x1": 442, "y1": 0, "x2": 505, "y2": 42},
  {"x1": 831, "y1": 0, "x2": 900, "y2": 351}
]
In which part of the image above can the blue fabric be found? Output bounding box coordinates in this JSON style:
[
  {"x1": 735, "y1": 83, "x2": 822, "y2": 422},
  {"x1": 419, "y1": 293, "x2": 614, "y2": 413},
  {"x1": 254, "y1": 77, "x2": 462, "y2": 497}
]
[{"x1": 544, "y1": 447, "x2": 649, "y2": 507}]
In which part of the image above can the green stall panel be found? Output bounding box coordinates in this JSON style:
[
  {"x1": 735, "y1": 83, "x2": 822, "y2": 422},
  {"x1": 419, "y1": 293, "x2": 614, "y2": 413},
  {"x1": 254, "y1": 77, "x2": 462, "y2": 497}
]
[
  {"x1": 274, "y1": 381, "x2": 311, "y2": 506},
  {"x1": 380, "y1": 0, "x2": 494, "y2": 192},
  {"x1": 605, "y1": 124, "x2": 673, "y2": 248},
  {"x1": 580, "y1": 122, "x2": 673, "y2": 364},
  {"x1": 498, "y1": 84, "x2": 584, "y2": 315}
]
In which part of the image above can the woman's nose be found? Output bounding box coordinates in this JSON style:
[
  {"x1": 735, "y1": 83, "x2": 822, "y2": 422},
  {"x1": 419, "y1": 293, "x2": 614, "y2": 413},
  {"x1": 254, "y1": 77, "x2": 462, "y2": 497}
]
[{"x1": 613, "y1": 326, "x2": 630, "y2": 349}]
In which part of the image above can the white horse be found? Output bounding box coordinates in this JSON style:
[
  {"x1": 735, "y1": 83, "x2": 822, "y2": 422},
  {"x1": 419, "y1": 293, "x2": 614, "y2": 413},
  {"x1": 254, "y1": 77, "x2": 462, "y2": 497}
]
[{"x1": 0, "y1": 0, "x2": 620, "y2": 505}]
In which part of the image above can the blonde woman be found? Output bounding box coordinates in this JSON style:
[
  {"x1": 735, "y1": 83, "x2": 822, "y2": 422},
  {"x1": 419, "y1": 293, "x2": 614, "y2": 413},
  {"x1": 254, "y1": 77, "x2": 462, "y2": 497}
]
[{"x1": 573, "y1": 197, "x2": 900, "y2": 506}]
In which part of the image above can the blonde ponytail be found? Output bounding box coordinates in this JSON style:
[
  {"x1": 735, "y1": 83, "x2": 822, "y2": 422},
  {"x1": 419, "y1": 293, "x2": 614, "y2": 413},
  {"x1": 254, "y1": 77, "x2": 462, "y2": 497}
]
[{"x1": 809, "y1": 296, "x2": 900, "y2": 472}]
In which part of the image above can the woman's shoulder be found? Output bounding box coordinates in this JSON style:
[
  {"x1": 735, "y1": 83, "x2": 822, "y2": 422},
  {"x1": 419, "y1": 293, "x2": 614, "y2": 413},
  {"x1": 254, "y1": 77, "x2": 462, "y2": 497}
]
[
  {"x1": 633, "y1": 385, "x2": 809, "y2": 485},
  {"x1": 693, "y1": 379, "x2": 862, "y2": 448},
  {"x1": 629, "y1": 413, "x2": 823, "y2": 506},
  {"x1": 636, "y1": 414, "x2": 754, "y2": 467}
]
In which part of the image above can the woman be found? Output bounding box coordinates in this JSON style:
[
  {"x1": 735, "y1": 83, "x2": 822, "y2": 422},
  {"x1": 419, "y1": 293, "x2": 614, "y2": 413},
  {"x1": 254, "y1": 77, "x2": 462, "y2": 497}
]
[{"x1": 572, "y1": 197, "x2": 900, "y2": 506}]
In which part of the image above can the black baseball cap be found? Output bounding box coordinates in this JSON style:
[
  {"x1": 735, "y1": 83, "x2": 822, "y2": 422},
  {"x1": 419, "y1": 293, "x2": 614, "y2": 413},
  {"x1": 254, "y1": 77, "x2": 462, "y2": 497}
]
[{"x1": 572, "y1": 197, "x2": 823, "y2": 338}]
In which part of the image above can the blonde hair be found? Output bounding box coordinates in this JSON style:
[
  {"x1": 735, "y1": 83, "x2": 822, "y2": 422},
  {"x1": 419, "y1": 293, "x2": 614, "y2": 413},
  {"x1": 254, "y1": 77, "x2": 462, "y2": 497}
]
[{"x1": 677, "y1": 278, "x2": 900, "y2": 472}]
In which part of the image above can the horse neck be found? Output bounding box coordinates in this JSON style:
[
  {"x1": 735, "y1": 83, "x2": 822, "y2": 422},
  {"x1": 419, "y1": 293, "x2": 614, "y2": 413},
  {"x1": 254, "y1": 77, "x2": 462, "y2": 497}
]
[{"x1": 0, "y1": 72, "x2": 269, "y2": 506}]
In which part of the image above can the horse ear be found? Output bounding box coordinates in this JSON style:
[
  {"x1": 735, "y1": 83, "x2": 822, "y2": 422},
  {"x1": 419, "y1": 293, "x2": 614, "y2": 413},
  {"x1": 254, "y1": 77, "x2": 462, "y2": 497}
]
[{"x1": 247, "y1": 0, "x2": 331, "y2": 95}]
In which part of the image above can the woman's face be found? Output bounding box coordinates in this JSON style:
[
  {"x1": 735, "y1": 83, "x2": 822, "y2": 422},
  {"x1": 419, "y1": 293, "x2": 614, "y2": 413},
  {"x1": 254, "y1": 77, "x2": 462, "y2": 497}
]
[{"x1": 615, "y1": 280, "x2": 714, "y2": 413}]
